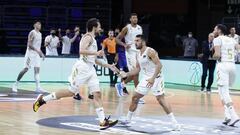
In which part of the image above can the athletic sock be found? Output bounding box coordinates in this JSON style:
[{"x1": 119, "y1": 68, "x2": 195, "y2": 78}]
[
  {"x1": 224, "y1": 105, "x2": 231, "y2": 119},
  {"x1": 43, "y1": 92, "x2": 57, "y2": 102},
  {"x1": 228, "y1": 105, "x2": 239, "y2": 119},
  {"x1": 168, "y1": 112, "x2": 178, "y2": 124},
  {"x1": 96, "y1": 107, "x2": 105, "y2": 123},
  {"x1": 34, "y1": 73, "x2": 40, "y2": 89},
  {"x1": 126, "y1": 111, "x2": 134, "y2": 121}
]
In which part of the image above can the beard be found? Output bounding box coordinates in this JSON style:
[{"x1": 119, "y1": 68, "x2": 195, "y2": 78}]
[{"x1": 136, "y1": 44, "x2": 142, "y2": 49}]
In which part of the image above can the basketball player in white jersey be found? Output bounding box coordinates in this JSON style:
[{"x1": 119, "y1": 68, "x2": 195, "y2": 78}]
[
  {"x1": 212, "y1": 24, "x2": 240, "y2": 126},
  {"x1": 115, "y1": 13, "x2": 144, "y2": 102},
  {"x1": 33, "y1": 18, "x2": 118, "y2": 129},
  {"x1": 119, "y1": 34, "x2": 180, "y2": 130},
  {"x1": 12, "y1": 21, "x2": 45, "y2": 93}
]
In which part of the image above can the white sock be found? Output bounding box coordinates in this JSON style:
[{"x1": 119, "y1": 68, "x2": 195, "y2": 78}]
[
  {"x1": 126, "y1": 111, "x2": 134, "y2": 121},
  {"x1": 96, "y1": 107, "x2": 105, "y2": 123},
  {"x1": 15, "y1": 81, "x2": 19, "y2": 86},
  {"x1": 34, "y1": 73, "x2": 40, "y2": 89},
  {"x1": 224, "y1": 105, "x2": 231, "y2": 119},
  {"x1": 43, "y1": 92, "x2": 57, "y2": 102},
  {"x1": 228, "y1": 105, "x2": 239, "y2": 119},
  {"x1": 167, "y1": 112, "x2": 178, "y2": 124}
]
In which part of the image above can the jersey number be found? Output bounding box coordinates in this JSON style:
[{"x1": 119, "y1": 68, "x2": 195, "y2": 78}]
[{"x1": 227, "y1": 49, "x2": 234, "y2": 59}]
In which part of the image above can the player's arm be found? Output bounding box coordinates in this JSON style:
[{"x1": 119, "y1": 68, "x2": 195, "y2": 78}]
[
  {"x1": 126, "y1": 61, "x2": 140, "y2": 77},
  {"x1": 79, "y1": 35, "x2": 103, "y2": 56},
  {"x1": 101, "y1": 39, "x2": 107, "y2": 51},
  {"x1": 148, "y1": 49, "x2": 162, "y2": 79},
  {"x1": 213, "y1": 46, "x2": 221, "y2": 60},
  {"x1": 27, "y1": 31, "x2": 36, "y2": 51},
  {"x1": 58, "y1": 28, "x2": 63, "y2": 41},
  {"x1": 212, "y1": 38, "x2": 221, "y2": 60},
  {"x1": 235, "y1": 43, "x2": 240, "y2": 52},
  {"x1": 56, "y1": 37, "x2": 60, "y2": 47},
  {"x1": 70, "y1": 31, "x2": 79, "y2": 43},
  {"x1": 95, "y1": 59, "x2": 119, "y2": 73},
  {"x1": 44, "y1": 36, "x2": 50, "y2": 47},
  {"x1": 116, "y1": 26, "x2": 129, "y2": 48}
]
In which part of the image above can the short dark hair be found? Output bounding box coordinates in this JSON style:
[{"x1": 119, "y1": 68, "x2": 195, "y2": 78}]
[
  {"x1": 216, "y1": 24, "x2": 227, "y2": 35},
  {"x1": 136, "y1": 34, "x2": 146, "y2": 41},
  {"x1": 130, "y1": 13, "x2": 138, "y2": 18},
  {"x1": 33, "y1": 20, "x2": 41, "y2": 24},
  {"x1": 86, "y1": 18, "x2": 99, "y2": 32}
]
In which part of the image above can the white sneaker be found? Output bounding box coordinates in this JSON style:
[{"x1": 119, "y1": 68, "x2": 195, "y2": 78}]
[
  {"x1": 12, "y1": 83, "x2": 18, "y2": 92},
  {"x1": 138, "y1": 98, "x2": 145, "y2": 104},
  {"x1": 172, "y1": 123, "x2": 181, "y2": 131},
  {"x1": 35, "y1": 88, "x2": 47, "y2": 93},
  {"x1": 119, "y1": 119, "x2": 131, "y2": 126}
]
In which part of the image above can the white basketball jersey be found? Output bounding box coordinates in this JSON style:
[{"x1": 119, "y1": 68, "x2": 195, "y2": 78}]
[
  {"x1": 137, "y1": 47, "x2": 157, "y2": 77},
  {"x1": 80, "y1": 34, "x2": 98, "y2": 64},
  {"x1": 213, "y1": 35, "x2": 237, "y2": 62},
  {"x1": 125, "y1": 24, "x2": 143, "y2": 51},
  {"x1": 27, "y1": 30, "x2": 42, "y2": 53}
]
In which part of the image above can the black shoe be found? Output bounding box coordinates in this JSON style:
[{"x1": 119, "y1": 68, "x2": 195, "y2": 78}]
[
  {"x1": 123, "y1": 87, "x2": 129, "y2": 95},
  {"x1": 88, "y1": 94, "x2": 94, "y2": 99},
  {"x1": 200, "y1": 87, "x2": 205, "y2": 91},
  {"x1": 110, "y1": 83, "x2": 115, "y2": 87},
  {"x1": 100, "y1": 116, "x2": 118, "y2": 130},
  {"x1": 33, "y1": 94, "x2": 46, "y2": 112},
  {"x1": 73, "y1": 93, "x2": 82, "y2": 100},
  {"x1": 206, "y1": 88, "x2": 211, "y2": 92},
  {"x1": 222, "y1": 118, "x2": 231, "y2": 125}
]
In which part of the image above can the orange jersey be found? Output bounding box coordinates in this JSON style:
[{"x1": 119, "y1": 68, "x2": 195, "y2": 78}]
[{"x1": 102, "y1": 37, "x2": 117, "y2": 54}]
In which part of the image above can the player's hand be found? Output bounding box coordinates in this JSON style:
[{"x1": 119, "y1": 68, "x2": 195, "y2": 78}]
[
  {"x1": 124, "y1": 44, "x2": 131, "y2": 49},
  {"x1": 75, "y1": 31, "x2": 80, "y2": 35},
  {"x1": 119, "y1": 71, "x2": 128, "y2": 79},
  {"x1": 146, "y1": 77, "x2": 155, "y2": 88},
  {"x1": 108, "y1": 63, "x2": 119, "y2": 73},
  {"x1": 96, "y1": 50, "x2": 104, "y2": 57},
  {"x1": 37, "y1": 51, "x2": 45, "y2": 61}
]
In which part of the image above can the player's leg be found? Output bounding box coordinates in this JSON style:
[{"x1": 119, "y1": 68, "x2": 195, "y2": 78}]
[
  {"x1": 12, "y1": 67, "x2": 29, "y2": 92},
  {"x1": 33, "y1": 89, "x2": 75, "y2": 112},
  {"x1": 217, "y1": 64, "x2": 239, "y2": 126},
  {"x1": 33, "y1": 61, "x2": 83, "y2": 112},
  {"x1": 201, "y1": 62, "x2": 208, "y2": 91},
  {"x1": 88, "y1": 73, "x2": 118, "y2": 129},
  {"x1": 216, "y1": 64, "x2": 231, "y2": 124},
  {"x1": 34, "y1": 67, "x2": 46, "y2": 93},
  {"x1": 206, "y1": 61, "x2": 216, "y2": 92},
  {"x1": 227, "y1": 65, "x2": 239, "y2": 126},
  {"x1": 153, "y1": 76, "x2": 180, "y2": 130},
  {"x1": 106, "y1": 54, "x2": 115, "y2": 86},
  {"x1": 125, "y1": 92, "x2": 144, "y2": 122}
]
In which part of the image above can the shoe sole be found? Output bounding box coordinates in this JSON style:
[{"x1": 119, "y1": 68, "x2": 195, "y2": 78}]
[
  {"x1": 33, "y1": 94, "x2": 43, "y2": 112},
  {"x1": 229, "y1": 119, "x2": 240, "y2": 127},
  {"x1": 100, "y1": 120, "x2": 118, "y2": 130}
]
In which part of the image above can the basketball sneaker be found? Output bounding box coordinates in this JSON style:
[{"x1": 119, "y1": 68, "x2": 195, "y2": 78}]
[
  {"x1": 35, "y1": 87, "x2": 47, "y2": 93},
  {"x1": 222, "y1": 117, "x2": 231, "y2": 125},
  {"x1": 99, "y1": 116, "x2": 118, "y2": 130},
  {"x1": 115, "y1": 83, "x2": 124, "y2": 97},
  {"x1": 33, "y1": 94, "x2": 46, "y2": 112}
]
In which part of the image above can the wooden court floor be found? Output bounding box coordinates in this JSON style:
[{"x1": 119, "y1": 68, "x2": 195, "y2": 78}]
[{"x1": 0, "y1": 83, "x2": 240, "y2": 135}]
